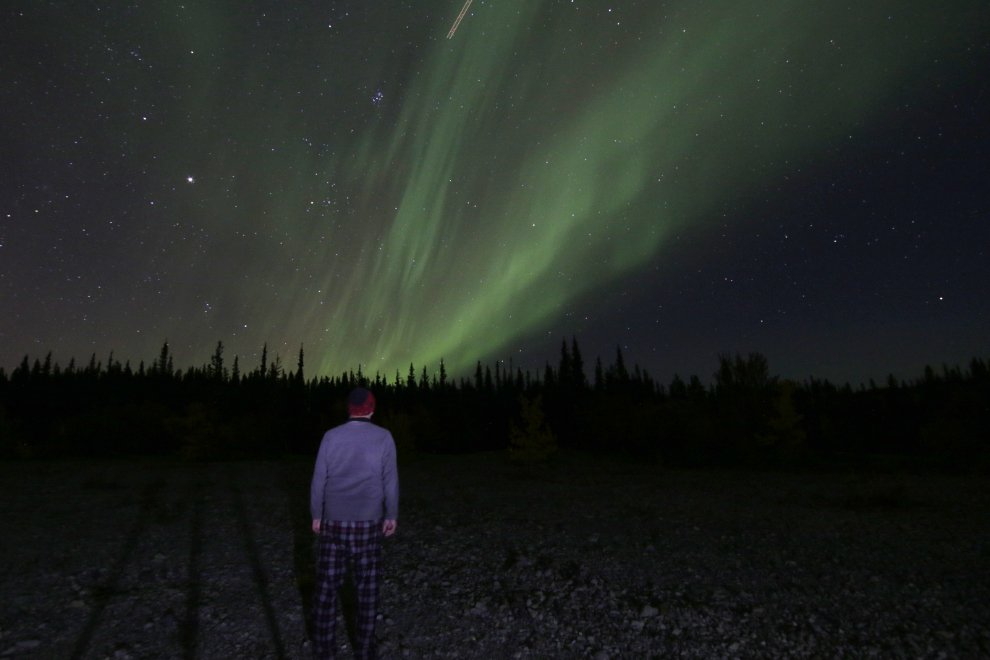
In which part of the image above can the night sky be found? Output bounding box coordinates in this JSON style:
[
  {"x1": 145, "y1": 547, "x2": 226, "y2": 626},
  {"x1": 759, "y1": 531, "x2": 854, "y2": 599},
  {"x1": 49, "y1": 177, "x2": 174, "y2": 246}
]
[{"x1": 2, "y1": 0, "x2": 988, "y2": 385}]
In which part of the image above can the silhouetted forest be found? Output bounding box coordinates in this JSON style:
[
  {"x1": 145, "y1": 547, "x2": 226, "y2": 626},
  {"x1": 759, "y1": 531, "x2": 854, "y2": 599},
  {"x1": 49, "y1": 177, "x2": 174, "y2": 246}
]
[{"x1": 0, "y1": 339, "x2": 987, "y2": 469}]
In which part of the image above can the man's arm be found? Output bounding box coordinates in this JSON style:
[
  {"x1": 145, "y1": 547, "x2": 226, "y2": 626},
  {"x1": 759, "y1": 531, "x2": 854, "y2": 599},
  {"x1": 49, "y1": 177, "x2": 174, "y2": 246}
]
[
  {"x1": 381, "y1": 432, "x2": 399, "y2": 526},
  {"x1": 310, "y1": 434, "x2": 329, "y2": 532}
]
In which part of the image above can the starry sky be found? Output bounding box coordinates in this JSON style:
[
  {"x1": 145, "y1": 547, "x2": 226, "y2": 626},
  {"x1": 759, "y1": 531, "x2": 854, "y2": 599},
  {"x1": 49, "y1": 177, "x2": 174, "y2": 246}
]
[{"x1": 2, "y1": 0, "x2": 988, "y2": 385}]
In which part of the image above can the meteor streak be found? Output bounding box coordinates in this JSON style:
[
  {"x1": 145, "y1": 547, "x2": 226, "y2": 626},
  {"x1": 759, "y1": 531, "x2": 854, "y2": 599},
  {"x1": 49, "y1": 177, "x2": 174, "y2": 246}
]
[{"x1": 446, "y1": 0, "x2": 473, "y2": 39}]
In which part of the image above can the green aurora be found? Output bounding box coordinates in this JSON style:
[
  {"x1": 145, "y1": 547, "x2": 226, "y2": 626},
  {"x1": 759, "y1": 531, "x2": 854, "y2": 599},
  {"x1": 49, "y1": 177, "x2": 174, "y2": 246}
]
[{"x1": 115, "y1": 0, "x2": 985, "y2": 376}]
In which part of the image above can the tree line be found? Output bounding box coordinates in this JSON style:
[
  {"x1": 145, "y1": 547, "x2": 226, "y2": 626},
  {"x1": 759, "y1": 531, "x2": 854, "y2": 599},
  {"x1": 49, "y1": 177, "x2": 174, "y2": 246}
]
[{"x1": 0, "y1": 339, "x2": 987, "y2": 469}]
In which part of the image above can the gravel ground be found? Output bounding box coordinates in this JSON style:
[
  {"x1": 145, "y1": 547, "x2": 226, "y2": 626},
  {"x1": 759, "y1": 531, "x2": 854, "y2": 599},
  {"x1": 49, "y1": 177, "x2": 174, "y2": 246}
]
[{"x1": 1, "y1": 453, "x2": 989, "y2": 659}]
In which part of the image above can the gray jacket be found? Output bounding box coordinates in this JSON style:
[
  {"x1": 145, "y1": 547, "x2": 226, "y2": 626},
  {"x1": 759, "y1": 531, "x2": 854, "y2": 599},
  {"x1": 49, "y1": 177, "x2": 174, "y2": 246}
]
[{"x1": 310, "y1": 418, "x2": 399, "y2": 521}]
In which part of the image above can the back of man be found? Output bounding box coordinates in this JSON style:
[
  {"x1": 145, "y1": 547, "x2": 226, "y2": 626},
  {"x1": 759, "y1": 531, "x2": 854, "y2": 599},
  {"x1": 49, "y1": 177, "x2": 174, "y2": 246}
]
[
  {"x1": 312, "y1": 419, "x2": 398, "y2": 521},
  {"x1": 310, "y1": 388, "x2": 398, "y2": 660}
]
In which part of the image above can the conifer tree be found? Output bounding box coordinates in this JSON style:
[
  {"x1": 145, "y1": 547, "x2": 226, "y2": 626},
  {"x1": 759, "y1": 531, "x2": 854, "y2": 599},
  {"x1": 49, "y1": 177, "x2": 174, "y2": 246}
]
[
  {"x1": 296, "y1": 345, "x2": 305, "y2": 385},
  {"x1": 260, "y1": 343, "x2": 268, "y2": 377},
  {"x1": 615, "y1": 345, "x2": 629, "y2": 382},
  {"x1": 559, "y1": 339, "x2": 572, "y2": 387},
  {"x1": 439, "y1": 359, "x2": 447, "y2": 389},
  {"x1": 407, "y1": 363, "x2": 416, "y2": 390},
  {"x1": 157, "y1": 340, "x2": 170, "y2": 375},
  {"x1": 475, "y1": 361, "x2": 483, "y2": 390},
  {"x1": 210, "y1": 341, "x2": 225, "y2": 381},
  {"x1": 13, "y1": 356, "x2": 28, "y2": 383},
  {"x1": 571, "y1": 337, "x2": 586, "y2": 389}
]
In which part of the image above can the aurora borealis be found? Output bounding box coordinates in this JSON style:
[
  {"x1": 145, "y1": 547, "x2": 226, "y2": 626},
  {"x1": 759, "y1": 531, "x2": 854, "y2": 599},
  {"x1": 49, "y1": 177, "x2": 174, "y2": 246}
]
[{"x1": 2, "y1": 0, "x2": 988, "y2": 383}]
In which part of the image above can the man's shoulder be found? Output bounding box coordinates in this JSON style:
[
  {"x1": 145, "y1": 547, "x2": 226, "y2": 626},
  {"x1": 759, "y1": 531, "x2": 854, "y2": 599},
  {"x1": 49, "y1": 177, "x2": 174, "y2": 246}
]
[{"x1": 325, "y1": 420, "x2": 390, "y2": 436}]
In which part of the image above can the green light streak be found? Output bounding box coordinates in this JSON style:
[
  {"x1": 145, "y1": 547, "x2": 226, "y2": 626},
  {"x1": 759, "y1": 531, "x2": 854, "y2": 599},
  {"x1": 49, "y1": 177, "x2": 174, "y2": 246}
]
[{"x1": 175, "y1": 0, "x2": 977, "y2": 376}]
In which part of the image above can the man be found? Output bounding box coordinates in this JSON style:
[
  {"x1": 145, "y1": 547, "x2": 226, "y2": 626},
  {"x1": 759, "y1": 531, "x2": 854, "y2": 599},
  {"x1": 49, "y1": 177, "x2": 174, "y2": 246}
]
[{"x1": 311, "y1": 387, "x2": 399, "y2": 660}]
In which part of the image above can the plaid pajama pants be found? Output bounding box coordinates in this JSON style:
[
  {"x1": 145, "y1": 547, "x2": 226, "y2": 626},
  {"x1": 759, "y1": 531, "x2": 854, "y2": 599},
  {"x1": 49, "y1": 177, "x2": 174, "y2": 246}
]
[{"x1": 313, "y1": 520, "x2": 384, "y2": 660}]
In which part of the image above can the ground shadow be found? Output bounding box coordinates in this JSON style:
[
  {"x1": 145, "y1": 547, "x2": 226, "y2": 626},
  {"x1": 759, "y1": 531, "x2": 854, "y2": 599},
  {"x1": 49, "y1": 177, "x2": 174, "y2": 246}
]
[
  {"x1": 229, "y1": 468, "x2": 287, "y2": 660},
  {"x1": 278, "y1": 463, "x2": 318, "y2": 640},
  {"x1": 180, "y1": 479, "x2": 204, "y2": 660},
  {"x1": 69, "y1": 478, "x2": 166, "y2": 660}
]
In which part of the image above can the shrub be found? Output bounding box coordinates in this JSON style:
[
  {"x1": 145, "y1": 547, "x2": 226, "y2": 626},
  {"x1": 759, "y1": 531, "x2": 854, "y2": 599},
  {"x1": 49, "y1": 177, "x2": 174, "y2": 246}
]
[{"x1": 508, "y1": 394, "x2": 557, "y2": 463}]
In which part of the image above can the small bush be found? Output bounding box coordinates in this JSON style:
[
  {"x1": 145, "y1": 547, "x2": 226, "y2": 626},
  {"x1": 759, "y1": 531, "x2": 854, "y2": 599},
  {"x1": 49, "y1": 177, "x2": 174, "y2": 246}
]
[{"x1": 508, "y1": 394, "x2": 557, "y2": 463}]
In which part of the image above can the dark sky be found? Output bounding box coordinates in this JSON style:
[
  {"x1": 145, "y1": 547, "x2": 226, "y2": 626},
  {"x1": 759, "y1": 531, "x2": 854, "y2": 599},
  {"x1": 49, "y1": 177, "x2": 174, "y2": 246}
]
[{"x1": 2, "y1": 0, "x2": 988, "y2": 386}]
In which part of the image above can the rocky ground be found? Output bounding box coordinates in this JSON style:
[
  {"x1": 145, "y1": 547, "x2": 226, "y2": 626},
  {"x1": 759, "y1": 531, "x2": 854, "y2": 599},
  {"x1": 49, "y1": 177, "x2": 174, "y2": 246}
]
[{"x1": 1, "y1": 452, "x2": 989, "y2": 659}]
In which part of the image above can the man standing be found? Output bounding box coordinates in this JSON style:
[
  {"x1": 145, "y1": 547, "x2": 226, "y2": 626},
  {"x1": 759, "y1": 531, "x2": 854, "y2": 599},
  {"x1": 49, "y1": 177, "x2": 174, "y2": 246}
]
[{"x1": 311, "y1": 387, "x2": 399, "y2": 660}]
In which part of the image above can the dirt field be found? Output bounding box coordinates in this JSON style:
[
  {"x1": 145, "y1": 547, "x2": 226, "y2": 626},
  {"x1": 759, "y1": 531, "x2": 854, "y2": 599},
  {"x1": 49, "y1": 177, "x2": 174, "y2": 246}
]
[{"x1": 1, "y1": 453, "x2": 988, "y2": 659}]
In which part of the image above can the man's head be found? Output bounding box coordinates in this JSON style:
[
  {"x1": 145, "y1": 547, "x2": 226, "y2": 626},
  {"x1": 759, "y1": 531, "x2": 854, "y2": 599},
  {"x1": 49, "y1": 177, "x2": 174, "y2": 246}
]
[{"x1": 348, "y1": 387, "x2": 375, "y2": 417}]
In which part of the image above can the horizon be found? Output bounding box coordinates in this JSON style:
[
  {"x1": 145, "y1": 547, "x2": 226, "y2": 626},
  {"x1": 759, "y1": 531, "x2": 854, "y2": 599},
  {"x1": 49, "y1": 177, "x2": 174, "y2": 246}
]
[{"x1": 5, "y1": 341, "x2": 987, "y2": 391}]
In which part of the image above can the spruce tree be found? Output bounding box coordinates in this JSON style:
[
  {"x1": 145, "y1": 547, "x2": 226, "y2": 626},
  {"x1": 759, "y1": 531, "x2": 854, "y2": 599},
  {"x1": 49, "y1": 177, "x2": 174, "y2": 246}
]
[
  {"x1": 558, "y1": 339, "x2": 572, "y2": 387},
  {"x1": 210, "y1": 341, "x2": 225, "y2": 381},
  {"x1": 296, "y1": 345, "x2": 305, "y2": 384},
  {"x1": 615, "y1": 345, "x2": 629, "y2": 382},
  {"x1": 571, "y1": 337, "x2": 586, "y2": 389},
  {"x1": 157, "y1": 340, "x2": 170, "y2": 375}
]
